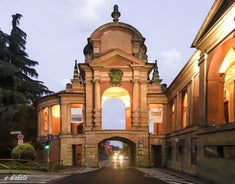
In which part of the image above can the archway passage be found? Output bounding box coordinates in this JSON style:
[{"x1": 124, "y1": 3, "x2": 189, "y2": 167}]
[
  {"x1": 98, "y1": 137, "x2": 136, "y2": 167},
  {"x1": 102, "y1": 87, "x2": 131, "y2": 130}
]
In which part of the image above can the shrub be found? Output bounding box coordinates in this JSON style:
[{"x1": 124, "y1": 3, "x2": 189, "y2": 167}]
[{"x1": 11, "y1": 143, "x2": 35, "y2": 160}]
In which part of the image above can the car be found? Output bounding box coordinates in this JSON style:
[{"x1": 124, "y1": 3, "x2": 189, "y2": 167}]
[{"x1": 113, "y1": 153, "x2": 124, "y2": 160}]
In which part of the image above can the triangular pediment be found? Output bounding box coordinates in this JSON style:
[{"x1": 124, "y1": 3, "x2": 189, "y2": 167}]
[
  {"x1": 192, "y1": 0, "x2": 235, "y2": 48},
  {"x1": 89, "y1": 49, "x2": 147, "y2": 68}
]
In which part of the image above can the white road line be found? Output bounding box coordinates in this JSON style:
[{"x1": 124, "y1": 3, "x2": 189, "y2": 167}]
[{"x1": 136, "y1": 168, "x2": 195, "y2": 184}]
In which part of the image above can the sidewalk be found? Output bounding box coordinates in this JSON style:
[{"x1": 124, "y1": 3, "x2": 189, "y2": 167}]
[
  {"x1": 156, "y1": 168, "x2": 206, "y2": 184},
  {"x1": 0, "y1": 166, "x2": 84, "y2": 176}
]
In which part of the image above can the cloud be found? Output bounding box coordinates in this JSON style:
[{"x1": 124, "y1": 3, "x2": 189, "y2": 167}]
[
  {"x1": 161, "y1": 48, "x2": 181, "y2": 64},
  {"x1": 62, "y1": 0, "x2": 114, "y2": 29},
  {"x1": 158, "y1": 48, "x2": 183, "y2": 85}
]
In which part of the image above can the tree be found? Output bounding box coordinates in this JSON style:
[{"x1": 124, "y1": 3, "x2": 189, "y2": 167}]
[
  {"x1": 9, "y1": 14, "x2": 52, "y2": 102},
  {"x1": 0, "y1": 14, "x2": 53, "y2": 157}
]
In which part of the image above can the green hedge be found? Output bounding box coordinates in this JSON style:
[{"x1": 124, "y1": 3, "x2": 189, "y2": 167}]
[{"x1": 11, "y1": 143, "x2": 35, "y2": 160}]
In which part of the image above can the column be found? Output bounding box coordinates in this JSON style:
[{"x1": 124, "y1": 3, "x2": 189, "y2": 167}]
[
  {"x1": 162, "y1": 104, "x2": 168, "y2": 134},
  {"x1": 175, "y1": 93, "x2": 180, "y2": 130},
  {"x1": 48, "y1": 106, "x2": 52, "y2": 134},
  {"x1": 198, "y1": 52, "x2": 207, "y2": 126},
  {"x1": 60, "y1": 102, "x2": 70, "y2": 134},
  {"x1": 93, "y1": 79, "x2": 101, "y2": 129},
  {"x1": 132, "y1": 79, "x2": 140, "y2": 127},
  {"x1": 85, "y1": 78, "x2": 93, "y2": 131},
  {"x1": 37, "y1": 109, "x2": 43, "y2": 136},
  {"x1": 140, "y1": 80, "x2": 148, "y2": 128}
]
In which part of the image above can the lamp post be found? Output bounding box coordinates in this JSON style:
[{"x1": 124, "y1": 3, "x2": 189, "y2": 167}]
[{"x1": 44, "y1": 134, "x2": 52, "y2": 171}]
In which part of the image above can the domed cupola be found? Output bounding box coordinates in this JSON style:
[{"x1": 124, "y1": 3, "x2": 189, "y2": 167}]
[{"x1": 83, "y1": 5, "x2": 148, "y2": 63}]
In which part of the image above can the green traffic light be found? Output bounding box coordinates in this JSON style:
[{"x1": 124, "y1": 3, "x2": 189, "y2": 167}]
[
  {"x1": 44, "y1": 144, "x2": 50, "y2": 150},
  {"x1": 44, "y1": 141, "x2": 50, "y2": 150}
]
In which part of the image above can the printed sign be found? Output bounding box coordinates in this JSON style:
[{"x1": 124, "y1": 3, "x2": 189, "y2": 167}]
[
  {"x1": 71, "y1": 108, "x2": 83, "y2": 123},
  {"x1": 149, "y1": 108, "x2": 163, "y2": 123}
]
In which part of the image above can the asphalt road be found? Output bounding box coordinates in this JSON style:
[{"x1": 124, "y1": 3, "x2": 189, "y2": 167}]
[{"x1": 49, "y1": 160, "x2": 167, "y2": 184}]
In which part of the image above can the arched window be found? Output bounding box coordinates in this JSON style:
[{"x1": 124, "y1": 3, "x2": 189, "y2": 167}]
[
  {"x1": 182, "y1": 93, "x2": 188, "y2": 128},
  {"x1": 51, "y1": 105, "x2": 60, "y2": 135},
  {"x1": 167, "y1": 101, "x2": 175, "y2": 133},
  {"x1": 170, "y1": 103, "x2": 175, "y2": 132}
]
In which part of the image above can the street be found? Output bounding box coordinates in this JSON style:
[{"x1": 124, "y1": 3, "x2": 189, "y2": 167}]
[
  {"x1": 49, "y1": 160, "x2": 167, "y2": 184},
  {"x1": 0, "y1": 160, "x2": 198, "y2": 183}
]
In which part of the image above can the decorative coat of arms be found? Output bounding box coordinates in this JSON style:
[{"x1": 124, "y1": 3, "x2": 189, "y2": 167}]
[{"x1": 109, "y1": 68, "x2": 123, "y2": 86}]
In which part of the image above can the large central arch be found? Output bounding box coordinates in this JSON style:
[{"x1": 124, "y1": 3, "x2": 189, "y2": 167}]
[
  {"x1": 98, "y1": 136, "x2": 136, "y2": 166},
  {"x1": 102, "y1": 87, "x2": 131, "y2": 130}
]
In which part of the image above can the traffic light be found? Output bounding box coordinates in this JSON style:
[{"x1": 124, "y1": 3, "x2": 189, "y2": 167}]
[{"x1": 44, "y1": 141, "x2": 50, "y2": 150}]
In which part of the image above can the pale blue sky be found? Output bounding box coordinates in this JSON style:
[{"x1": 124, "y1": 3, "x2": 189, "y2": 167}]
[
  {"x1": 102, "y1": 98, "x2": 125, "y2": 130},
  {"x1": 0, "y1": 0, "x2": 214, "y2": 92}
]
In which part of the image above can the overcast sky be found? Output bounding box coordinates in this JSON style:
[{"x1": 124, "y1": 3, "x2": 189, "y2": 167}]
[{"x1": 0, "y1": 0, "x2": 214, "y2": 92}]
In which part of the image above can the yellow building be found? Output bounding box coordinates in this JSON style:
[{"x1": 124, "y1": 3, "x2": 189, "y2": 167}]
[{"x1": 165, "y1": 0, "x2": 235, "y2": 183}]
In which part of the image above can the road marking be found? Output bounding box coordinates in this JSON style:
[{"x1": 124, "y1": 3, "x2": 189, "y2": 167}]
[
  {"x1": 136, "y1": 168, "x2": 195, "y2": 184},
  {"x1": 78, "y1": 167, "x2": 100, "y2": 174}
]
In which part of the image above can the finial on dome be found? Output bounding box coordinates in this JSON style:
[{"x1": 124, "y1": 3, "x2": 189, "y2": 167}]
[{"x1": 111, "y1": 5, "x2": 121, "y2": 22}]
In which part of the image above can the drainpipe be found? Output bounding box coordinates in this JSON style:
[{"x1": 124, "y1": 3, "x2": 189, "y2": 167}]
[
  {"x1": 148, "y1": 132, "x2": 151, "y2": 167},
  {"x1": 58, "y1": 95, "x2": 62, "y2": 164}
]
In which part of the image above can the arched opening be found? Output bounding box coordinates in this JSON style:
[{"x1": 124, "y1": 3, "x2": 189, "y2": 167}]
[
  {"x1": 102, "y1": 99, "x2": 125, "y2": 130},
  {"x1": 219, "y1": 47, "x2": 235, "y2": 123},
  {"x1": 102, "y1": 87, "x2": 130, "y2": 130},
  {"x1": 182, "y1": 93, "x2": 188, "y2": 128},
  {"x1": 98, "y1": 137, "x2": 136, "y2": 167},
  {"x1": 208, "y1": 39, "x2": 235, "y2": 124},
  {"x1": 223, "y1": 65, "x2": 235, "y2": 123},
  {"x1": 169, "y1": 102, "x2": 175, "y2": 133}
]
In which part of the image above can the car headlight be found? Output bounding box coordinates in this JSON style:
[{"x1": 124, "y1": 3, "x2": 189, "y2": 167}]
[{"x1": 119, "y1": 155, "x2": 124, "y2": 160}]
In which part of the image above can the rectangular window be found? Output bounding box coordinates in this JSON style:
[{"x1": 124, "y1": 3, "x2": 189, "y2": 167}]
[
  {"x1": 224, "y1": 146, "x2": 235, "y2": 160},
  {"x1": 70, "y1": 106, "x2": 83, "y2": 134},
  {"x1": 204, "y1": 145, "x2": 235, "y2": 159},
  {"x1": 204, "y1": 146, "x2": 218, "y2": 158},
  {"x1": 217, "y1": 146, "x2": 224, "y2": 158}
]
